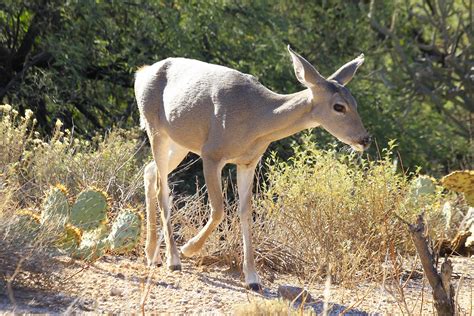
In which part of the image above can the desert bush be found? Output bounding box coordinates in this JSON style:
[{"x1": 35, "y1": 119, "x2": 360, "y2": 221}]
[
  {"x1": 169, "y1": 137, "x2": 445, "y2": 285},
  {"x1": 261, "y1": 135, "x2": 445, "y2": 284},
  {"x1": 0, "y1": 181, "x2": 67, "y2": 292},
  {"x1": 0, "y1": 105, "x2": 147, "y2": 208}
]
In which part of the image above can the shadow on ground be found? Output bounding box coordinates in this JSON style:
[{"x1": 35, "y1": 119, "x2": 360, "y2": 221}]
[{"x1": 0, "y1": 284, "x2": 90, "y2": 313}]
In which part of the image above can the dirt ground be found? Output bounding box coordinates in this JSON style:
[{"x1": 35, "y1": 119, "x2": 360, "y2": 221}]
[{"x1": 0, "y1": 255, "x2": 472, "y2": 315}]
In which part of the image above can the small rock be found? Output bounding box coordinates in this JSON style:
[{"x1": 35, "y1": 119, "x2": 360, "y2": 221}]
[
  {"x1": 130, "y1": 276, "x2": 142, "y2": 283},
  {"x1": 110, "y1": 287, "x2": 123, "y2": 296},
  {"x1": 278, "y1": 285, "x2": 312, "y2": 303},
  {"x1": 116, "y1": 272, "x2": 125, "y2": 279},
  {"x1": 120, "y1": 262, "x2": 131, "y2": 268}
]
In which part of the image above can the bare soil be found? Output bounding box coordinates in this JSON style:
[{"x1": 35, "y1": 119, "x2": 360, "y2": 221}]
[{"x1": 1, "y1": 255, "x2": 472, "y2": 315}]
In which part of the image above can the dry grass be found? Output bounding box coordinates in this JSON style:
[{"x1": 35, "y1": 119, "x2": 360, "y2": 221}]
[
  {"x1": 0, "y1": 182, "x2": 67, "y2": 304},
  {"x1": 0, "y1": 104, "x2": 147, "y2": 208},
  {"x1": 172, "y1": 186, "x2": 304, "y2": 278},
  {"x1": 233, "y1": 298, "x2": 315, "y2": 315}
]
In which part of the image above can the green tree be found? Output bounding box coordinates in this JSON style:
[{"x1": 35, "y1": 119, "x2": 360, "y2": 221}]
[{"x1": 0, "y1": 0, "x2": 471, "y2": 172}]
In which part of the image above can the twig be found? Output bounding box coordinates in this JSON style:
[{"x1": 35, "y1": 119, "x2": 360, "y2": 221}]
[{"x1": 61, "y1": 263, "x2": 91, "y2": 283}]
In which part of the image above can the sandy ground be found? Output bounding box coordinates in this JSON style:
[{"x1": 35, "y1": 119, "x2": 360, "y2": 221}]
[{"x1": 0, "y1": 255, "x2": 472, "y2": 315}]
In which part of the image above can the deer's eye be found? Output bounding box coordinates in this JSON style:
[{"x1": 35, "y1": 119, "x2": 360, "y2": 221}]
[{"x1": 333, "y1": 103, "x2": 346, "y2": 113}]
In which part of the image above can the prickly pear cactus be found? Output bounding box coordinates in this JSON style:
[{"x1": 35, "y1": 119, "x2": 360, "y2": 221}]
[
  {"x1": 35, "y1": 185, "x2": 143, "y2": 261},
  {"x1": 464, "y1": 207, "x2": 474, "y2": 248},
  {"x1": 409, "y1": 175, "x2": 436, "y2": 202},
  {"x1": 407, "y1": 175, "x2": 436, "y2": 205},
  {"x1": 71, "y1": 224, "x2": 110, "y2": 261},
  {"x1": 16, "y1": 210, "x2": 41, "y2": 232},
  {"x1": 441, "y1": 170, "x2": 474, "y2": 206},
  {"x1": 108, "y1": 210, "x2": 141, "y2": 253},
  {"x1": 70, "y1": 189, "x2": 108, "y2": 230},
  {"x1": 56, "y1": 224, "x2": 82, "y2": 253},
  {"x1": 41, "y1": 185, "x2": 70, "y2": 226}
]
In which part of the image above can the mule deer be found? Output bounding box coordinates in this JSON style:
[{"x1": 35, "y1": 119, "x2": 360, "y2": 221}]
[{"x1": 135, "y1": 46, "x2": 370, "y2": 291}]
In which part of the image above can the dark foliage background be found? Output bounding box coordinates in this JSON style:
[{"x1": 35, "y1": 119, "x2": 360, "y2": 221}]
[{"x1": 1, "y1": 0, "x2": 472, "y2": 175}]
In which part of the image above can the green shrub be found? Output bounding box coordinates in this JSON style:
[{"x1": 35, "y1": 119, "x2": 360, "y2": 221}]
[{"x1": 262, "y1": 135, "x2": 444, "y2": 284}]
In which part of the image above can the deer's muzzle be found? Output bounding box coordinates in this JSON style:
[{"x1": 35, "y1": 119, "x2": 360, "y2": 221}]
[{"x1": 357, "y1": 135, "x2": 372, "y2": 151}]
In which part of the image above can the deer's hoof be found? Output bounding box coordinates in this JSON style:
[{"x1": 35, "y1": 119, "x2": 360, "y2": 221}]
[
  {"x1": 168, "y1": 264, "x2": 182, "y2": 271},
  {"x1": 146, "y1": 258, "x2": 163, "y2": 267},
  {"x1": 180, "y1": 243, "x2": 198, "y2": 257},
  {"x1": 247, "y1": 283, "x2": 263, "y2": 292}
]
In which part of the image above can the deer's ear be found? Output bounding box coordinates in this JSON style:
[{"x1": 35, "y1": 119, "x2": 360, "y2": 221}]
[
  {"x1": 287, "y1": 45, "x2": 325, "y2": 87},
  {"x1": 328, "y1": 54, "x2": 364, "y2": 86}
]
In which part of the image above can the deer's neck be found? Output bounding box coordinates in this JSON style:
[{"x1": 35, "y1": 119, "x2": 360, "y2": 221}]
[{"x1": 258, "y1": 89, "x2": 316, "y2": 142}]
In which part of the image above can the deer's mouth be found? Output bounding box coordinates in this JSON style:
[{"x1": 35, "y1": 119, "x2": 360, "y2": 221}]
[
  {"x1": 350, "y1": 143, "x2": 366, "y2": 152},
  {"x1": 350, "y1": 135, "x2": 371, "y2": 152}
]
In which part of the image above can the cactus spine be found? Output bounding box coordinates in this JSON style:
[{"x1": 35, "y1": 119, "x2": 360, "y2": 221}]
[
  {"x1": 16, "y1": 209, "x2": 41, "y2": 232},
  {"x1": 72, "y1": 223, "x2": 110, "y2": 261},
  {"x1": 56, "y1": 224, "x2": 82, "y2": 253}
]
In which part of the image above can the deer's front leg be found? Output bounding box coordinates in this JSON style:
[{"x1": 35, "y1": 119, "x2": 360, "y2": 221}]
[
  {"x1": 181, "y1": 157, "x2": 225, "y2": 257},
  {"x1": 237, "y1": 161, "x2": 261, "y2": 291}
]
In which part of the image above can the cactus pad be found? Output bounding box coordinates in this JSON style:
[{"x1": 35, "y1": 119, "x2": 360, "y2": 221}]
[
  {"x1": 441, "y1": 170, "x2": 474, "y2": 206},
  {"x1": 71, "y1": 224, "x2": 110, "y2": 261},
  {"x1": 108, "y1": 210, "x2": 141, "y2": 253},
  {"x1": 70, "y1": 189, "x2": 108, "y2": 230},
  {"x1": 41, "y1": 186, "x2": 70, "y2": 226},
  {"x1": 56, "y1": 224, "x2": 82, "y2": 253},
  {"x1": 409, "y1": 175, "x2": 436, "y2": 201},
  {"x1": 16, "y1": 210, "x2": 40, "y2": 232}
]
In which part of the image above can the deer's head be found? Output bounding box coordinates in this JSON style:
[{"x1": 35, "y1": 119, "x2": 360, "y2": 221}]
[{"x1": 288, "y1": 46, "x2": 371, "y2": 151}]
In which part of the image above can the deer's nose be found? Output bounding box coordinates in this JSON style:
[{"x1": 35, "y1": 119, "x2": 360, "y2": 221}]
[{"x1": 359, "y1": 135, "x2": 372, "y2": 149}]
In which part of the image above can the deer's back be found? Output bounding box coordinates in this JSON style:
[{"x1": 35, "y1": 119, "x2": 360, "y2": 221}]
[{"x1": 136, "y1": 57, "x2": 275, "y2": 154}]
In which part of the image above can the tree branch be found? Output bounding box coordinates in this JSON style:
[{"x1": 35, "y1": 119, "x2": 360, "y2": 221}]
[
  {"x1": 404, "y1": 214, "x2": 455, "y2": 316},
  {"x1": 0, "y1": 51, "x2": 53, "y2": 100}
]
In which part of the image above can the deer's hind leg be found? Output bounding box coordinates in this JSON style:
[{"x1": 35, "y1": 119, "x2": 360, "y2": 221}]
[
  {"x1": 144, "y1": 161, "x2": 161, "y2": 266},
  {"x1": 144, "y1": 141, "x2": 188, "y2": 267},
  {"x1": 146, "y1": 134, "x2": 187, "y2": 270}
]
